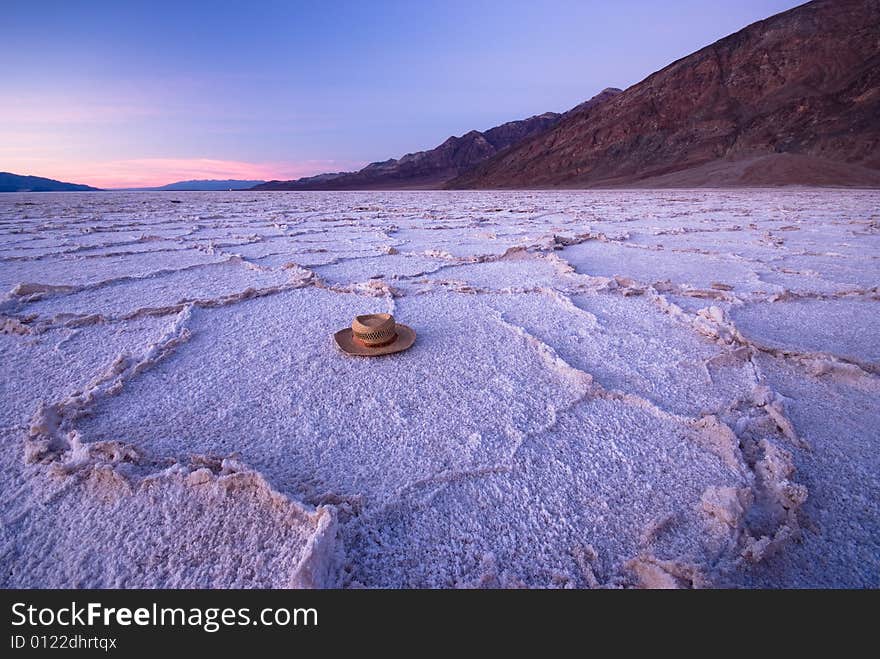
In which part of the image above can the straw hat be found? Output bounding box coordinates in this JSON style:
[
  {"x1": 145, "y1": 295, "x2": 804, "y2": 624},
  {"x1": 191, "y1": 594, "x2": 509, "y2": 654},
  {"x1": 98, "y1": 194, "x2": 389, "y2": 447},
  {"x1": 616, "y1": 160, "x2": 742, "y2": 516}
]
[{"x1": 334, "y1": 313, "x2": 416, "y2": 356}]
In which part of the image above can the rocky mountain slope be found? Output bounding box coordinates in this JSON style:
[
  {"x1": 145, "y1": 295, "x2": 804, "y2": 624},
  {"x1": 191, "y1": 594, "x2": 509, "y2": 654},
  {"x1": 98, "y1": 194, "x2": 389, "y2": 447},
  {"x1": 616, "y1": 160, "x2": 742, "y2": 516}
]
[
  {"x1": 449, "y1": 0, "x2": 880, "y2": 188},
  {"x1": 254, "y1": 89, "x2": 620, "y2": 190},
  {"x1": 0, "y1": 172, "x2": 101, "y2": 192}
]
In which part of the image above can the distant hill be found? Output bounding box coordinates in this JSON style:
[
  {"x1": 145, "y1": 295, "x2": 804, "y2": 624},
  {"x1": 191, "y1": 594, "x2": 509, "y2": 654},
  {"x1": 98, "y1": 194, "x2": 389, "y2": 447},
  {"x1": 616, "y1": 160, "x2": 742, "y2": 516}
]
[
  {"x1": 449, "y1": 0, "x2": 880, "y2": 189},
  {"x1": 252, "y1": 96, "x2": 620, "y2": 191},
  {"x1": 123, "y1": 179, "x2": 266, "y2": 191},
  {"x1": 0, "y1": 172, "x2": 101, "y2": 192},
  {"x1": 272, "y1": 172, "x2": 349, "y2": 187}
]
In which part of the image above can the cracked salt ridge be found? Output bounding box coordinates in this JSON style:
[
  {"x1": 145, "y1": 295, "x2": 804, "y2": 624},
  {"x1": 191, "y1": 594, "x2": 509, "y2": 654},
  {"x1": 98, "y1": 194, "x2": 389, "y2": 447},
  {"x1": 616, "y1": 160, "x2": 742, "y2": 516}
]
[
  {"x1": 3, "y1": 459, "x2": 336, "y2": 588},
  {"x1": 760, "y1": 253, "x2": 880, "y2": 293},
  {"x1": 737, "y1": 354, "x2": 880, "y2": 588},
  {"x1": 15, "y1": 227, "x2": 196, "y2": 252},
  {"x1": 221, "y1": 236, "x2": 330, "y2": 261},
  {"x1": 0, "y1": 237, "x2": 188, "y2": 261},
  {"x1": 12, "y1": 259, "x2": 311, "y2": 323},
  {"x1": 409, "y1": 250, "x2": 580, "y2": 293},
  {"x1": 388, "y1": 220, "x2": 572, "y2": 259},
  {"x1": 623, "y1": 230, "x2": 879, "y2": 294},
  {"x1": 0, "y1": 248, "x2": 227, "y2": 293},
  {"x1": 0, "y1": 232, "x2": 180, "y2": 261},
  {"x1": 730, "y1": 299, "x2": 880, "y2": 370},
  {"x1": 491, "y1": 289, "x2": 758, "y2": 418},
  {"x1": 344, "y1": 396, "x2": 736, "y2": 588},
  {"x1": 0, "y1": 317, "x2": 173, "y2": 432},
  {"x1": 11, "y1": 308, "x2": 336, "y2": 588},
  {"x1": 312, "y1": 253, "x2": 451, "y2": 284},
  {"x1": 558, "y1": 239, "x2": 774, "y2": 295},
  {"x1": 1, "y1": 237, "x2": 265, "y2": 268},
  {"x1": 254, "y1": 249, "x2": 376, "y2": 269},
  {"x1": 0, "y1": 255, "x2": 289, "y2": 324}
]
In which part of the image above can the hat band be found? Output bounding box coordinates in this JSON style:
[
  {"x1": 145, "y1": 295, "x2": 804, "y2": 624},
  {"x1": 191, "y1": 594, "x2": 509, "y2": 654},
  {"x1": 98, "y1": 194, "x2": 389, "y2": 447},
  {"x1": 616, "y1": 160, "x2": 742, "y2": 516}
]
[{"x1": 353, "y1": 327, "x2": 397, "y2": 347}]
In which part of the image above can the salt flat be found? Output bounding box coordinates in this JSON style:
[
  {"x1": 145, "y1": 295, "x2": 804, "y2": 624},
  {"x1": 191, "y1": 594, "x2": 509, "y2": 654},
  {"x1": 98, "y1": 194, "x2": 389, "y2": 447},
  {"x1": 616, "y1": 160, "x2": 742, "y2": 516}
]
[{"x1": 1, "y1": 190, "x2": 877, "y2": 588}]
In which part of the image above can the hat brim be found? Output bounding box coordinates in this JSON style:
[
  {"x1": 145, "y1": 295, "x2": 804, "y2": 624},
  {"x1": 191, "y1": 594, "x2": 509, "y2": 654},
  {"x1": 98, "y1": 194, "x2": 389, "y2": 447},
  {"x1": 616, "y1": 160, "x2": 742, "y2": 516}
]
[{"x1": 334, "y1": 323, "x2": 416, "y2": 356}]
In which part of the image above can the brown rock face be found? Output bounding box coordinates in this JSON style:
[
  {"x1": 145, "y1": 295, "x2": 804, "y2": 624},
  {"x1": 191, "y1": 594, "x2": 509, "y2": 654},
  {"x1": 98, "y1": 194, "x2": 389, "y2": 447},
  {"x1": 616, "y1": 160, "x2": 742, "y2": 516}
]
[
  {"x1": 255, "y1": 113, "x2": 565, "y2": 190},
  {"x1": 449, "y1": 0, "x2": 880, "y2": 188}
]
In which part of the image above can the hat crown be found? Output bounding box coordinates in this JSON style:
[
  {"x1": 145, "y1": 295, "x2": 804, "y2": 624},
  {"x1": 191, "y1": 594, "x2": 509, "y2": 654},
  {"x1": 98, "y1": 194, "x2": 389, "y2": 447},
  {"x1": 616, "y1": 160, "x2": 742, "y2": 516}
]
[
  {"x1": 334, "y1": 314, "x2": 416, "y2": 355},
  {"x1": 351, "y1": 313, "x2": 397, "y2": 346}
]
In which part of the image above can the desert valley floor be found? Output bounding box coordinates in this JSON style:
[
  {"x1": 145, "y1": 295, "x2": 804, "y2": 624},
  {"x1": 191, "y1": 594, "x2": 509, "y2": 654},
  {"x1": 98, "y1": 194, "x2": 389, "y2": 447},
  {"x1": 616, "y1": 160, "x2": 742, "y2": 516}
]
[{"x1": 0, "y1": 190, "x2": 877, "y2": 588}]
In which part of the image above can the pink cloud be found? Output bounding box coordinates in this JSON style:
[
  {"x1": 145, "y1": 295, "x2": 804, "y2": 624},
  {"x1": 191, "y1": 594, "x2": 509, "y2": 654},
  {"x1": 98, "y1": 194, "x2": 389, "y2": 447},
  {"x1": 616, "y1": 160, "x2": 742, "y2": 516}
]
[{"x1": 13, "y1": 158, "x2": 364, "y2": 189}]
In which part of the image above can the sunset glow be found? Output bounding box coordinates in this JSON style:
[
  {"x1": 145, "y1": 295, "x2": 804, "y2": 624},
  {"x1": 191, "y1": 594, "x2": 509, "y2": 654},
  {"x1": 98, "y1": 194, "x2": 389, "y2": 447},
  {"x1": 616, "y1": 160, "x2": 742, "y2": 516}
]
[
  {"x1": 3, "y1": 159, "x2": 366, "y2": 189},
  {"x1": 3, "y1": 0, "x2": 800, "y2": 187}
]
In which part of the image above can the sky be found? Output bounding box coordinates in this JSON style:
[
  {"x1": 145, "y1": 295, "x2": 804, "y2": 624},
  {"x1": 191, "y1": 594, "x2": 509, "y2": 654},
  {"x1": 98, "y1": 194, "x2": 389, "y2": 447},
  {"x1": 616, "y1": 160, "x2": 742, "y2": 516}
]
[{"x1": 2, "y1": 0, "x2": 803, "y2": 188}]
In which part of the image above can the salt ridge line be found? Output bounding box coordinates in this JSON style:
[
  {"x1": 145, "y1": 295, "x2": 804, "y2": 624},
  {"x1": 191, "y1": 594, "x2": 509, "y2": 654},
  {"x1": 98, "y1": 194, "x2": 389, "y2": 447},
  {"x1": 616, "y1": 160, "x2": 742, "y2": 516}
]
[
  {"x1": 645, "y1": 288, "x2": 878, "y2": 381},
  {"x1": 5, "y1": 214, "x2": 872, "y2": 346},
  {"x1": 20, "y1": 304, "x2": 340, "y2": 588},
  {"x1": 493, "y1": 308, "x2": 808, "y2": 576},
  {"x1": 5, "y1": 236, "x2": 876, "y2": 382},
  {"x1": 1, "y1": 242, "x2": 570, "y2": 330},
  {"x1": 411, "y1": 245, "x2": 877, "y2": 380}
]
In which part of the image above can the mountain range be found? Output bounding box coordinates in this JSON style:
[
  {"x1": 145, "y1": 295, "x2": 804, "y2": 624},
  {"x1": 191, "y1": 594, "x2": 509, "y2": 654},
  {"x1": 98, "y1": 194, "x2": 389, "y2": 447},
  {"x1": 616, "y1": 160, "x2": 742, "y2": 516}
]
[
  {"x1": 251, "y1": 102, "x2": 604, "y2": 190},
  {"x1": 0, "y1": 172, "x2": 101, "y2": 192},
  {"x1": 450, "y1": 0, "x2": 880, "y2": 188},
  {"x1": 259, "y1": 0, "x2": 879, "y2": 190},
  {"x1": 255, "y1": 89, "x2": 620, "y2": 191},
  {"x1": 121, "y1": 179, "x2": 266, "y2": 191},
  {"x1": 0, "y1": 175, "x2": 269, "y2": 193}
]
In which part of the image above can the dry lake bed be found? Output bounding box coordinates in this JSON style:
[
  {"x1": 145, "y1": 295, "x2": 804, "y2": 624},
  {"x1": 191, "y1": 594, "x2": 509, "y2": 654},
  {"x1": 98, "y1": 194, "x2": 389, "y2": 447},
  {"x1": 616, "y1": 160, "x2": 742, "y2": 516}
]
[{"x1": 1, "y1": 190, "x2": 877, "y2": 588}]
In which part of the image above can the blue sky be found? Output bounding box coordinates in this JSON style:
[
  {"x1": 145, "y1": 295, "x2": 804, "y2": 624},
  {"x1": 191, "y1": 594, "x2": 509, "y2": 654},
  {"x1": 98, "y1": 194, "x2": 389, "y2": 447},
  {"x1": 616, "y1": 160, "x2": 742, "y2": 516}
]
[{"x1": 1, "y1": 0, "x2": 802, "y2": 186}]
